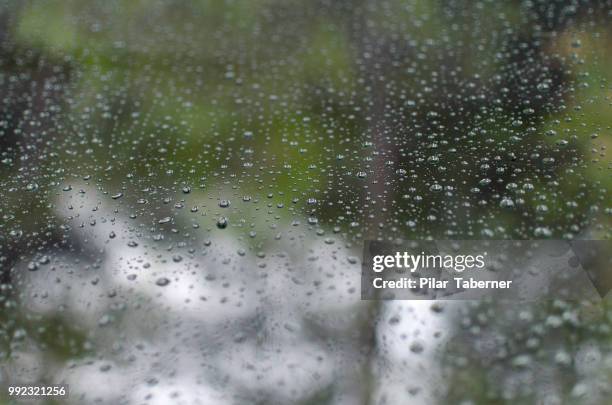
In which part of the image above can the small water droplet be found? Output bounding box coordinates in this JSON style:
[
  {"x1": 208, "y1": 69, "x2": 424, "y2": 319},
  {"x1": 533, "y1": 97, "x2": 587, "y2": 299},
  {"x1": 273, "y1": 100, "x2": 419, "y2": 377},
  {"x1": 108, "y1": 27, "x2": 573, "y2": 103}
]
[
  {"x1": 158, "y1": 217, "x2": 172, "y2": 224},
  {"x1": 156, "y1": 277, "x2": 171, "y2": 287},
  {"x1": 217, "y1": 217, "x2": 228, "y2": 229}
]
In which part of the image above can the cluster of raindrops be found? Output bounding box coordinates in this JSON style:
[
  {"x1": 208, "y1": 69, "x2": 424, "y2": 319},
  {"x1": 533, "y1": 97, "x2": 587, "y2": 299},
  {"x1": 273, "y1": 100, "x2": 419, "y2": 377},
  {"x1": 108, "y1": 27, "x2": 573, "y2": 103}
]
[{"x1": 0, "y1": 1, "x2": 610, "y2": 404}]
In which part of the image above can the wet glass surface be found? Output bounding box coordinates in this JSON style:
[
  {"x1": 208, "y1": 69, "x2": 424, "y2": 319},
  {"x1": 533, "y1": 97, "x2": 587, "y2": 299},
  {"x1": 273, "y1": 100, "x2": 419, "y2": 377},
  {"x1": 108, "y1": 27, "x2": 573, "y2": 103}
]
[{"x1": 0, "y1": 1, "x2": 611, "y2": 404}]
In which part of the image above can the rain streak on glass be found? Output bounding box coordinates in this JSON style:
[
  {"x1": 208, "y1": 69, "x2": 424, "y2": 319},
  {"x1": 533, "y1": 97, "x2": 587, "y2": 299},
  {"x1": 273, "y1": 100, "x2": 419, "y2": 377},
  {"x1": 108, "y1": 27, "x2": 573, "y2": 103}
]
[{"x1": 0, "y1": 1, "x2": 610, "y2": 405}]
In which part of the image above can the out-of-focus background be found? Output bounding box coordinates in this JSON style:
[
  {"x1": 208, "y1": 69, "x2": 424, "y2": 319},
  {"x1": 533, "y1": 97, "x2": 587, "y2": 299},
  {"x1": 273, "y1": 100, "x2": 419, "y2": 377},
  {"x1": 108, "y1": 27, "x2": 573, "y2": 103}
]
[{"x1": 0, "y1": 0, "x2": 610, "y2": 404}]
